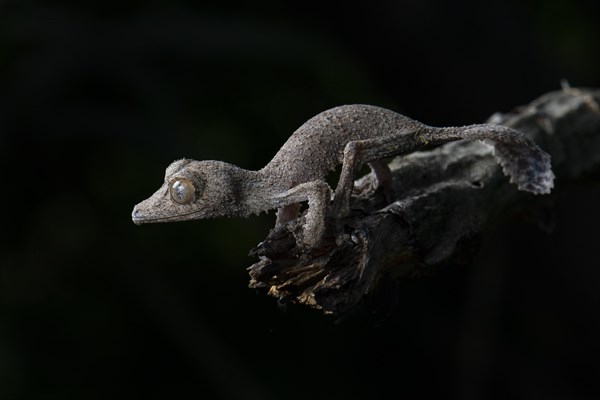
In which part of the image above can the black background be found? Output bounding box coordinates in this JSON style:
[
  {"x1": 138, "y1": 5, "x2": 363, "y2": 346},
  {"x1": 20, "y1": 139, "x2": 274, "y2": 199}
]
[{"x1": 1, "y1": 1, "x2": 600, "y2": 399}]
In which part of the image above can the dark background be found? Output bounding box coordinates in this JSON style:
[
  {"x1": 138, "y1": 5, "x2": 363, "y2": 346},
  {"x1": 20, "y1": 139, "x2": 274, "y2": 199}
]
[{"x1": 1, "y1": 0, "x2": 600, "y2": 399}]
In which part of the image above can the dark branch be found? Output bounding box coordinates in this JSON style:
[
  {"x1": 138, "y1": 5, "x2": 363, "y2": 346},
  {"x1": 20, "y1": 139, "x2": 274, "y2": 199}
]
[{"x1": 248, "y1": 88, "x2": 600, "y2": 315}]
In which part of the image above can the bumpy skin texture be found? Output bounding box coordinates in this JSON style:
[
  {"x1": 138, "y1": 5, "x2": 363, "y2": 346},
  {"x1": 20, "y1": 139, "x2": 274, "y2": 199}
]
[
  {"x1": 131, "y1": 105, "x2": 554, "y2": 247},
  {"x1": 261, "y1": 105, "x2": 423, "y2": 185}
]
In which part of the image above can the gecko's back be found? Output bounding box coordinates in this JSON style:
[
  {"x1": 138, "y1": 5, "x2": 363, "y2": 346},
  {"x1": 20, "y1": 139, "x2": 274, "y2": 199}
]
[{"x1": 261, "y1": 104, "x2": 423, "y2": 188}]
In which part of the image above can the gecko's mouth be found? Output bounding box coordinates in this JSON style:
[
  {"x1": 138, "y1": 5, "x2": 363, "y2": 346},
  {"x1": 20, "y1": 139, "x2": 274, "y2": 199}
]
[{"x1": 131, "y1": 206, "x2": 201, "y2": 225}]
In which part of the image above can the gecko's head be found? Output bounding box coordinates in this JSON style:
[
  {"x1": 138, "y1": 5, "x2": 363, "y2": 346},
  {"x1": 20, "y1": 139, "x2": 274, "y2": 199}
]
[{"x1": 131, "y1": 158, "x2": 243, "y2": 224}]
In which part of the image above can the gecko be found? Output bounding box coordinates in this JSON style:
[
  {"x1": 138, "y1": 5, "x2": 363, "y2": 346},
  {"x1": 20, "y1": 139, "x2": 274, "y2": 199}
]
[{"x1": 131, "y1": 104, "x2": 554, "y2": 248}]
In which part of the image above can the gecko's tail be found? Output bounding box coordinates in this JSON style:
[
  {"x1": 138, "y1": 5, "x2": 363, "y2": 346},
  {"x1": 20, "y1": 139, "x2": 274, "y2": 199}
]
[
  {"x1": 440, "y1": 125, "x2": 555, "y2": 194},
  {"x1": 488, "y1": 134, "x2": 554, "y2": 194}
]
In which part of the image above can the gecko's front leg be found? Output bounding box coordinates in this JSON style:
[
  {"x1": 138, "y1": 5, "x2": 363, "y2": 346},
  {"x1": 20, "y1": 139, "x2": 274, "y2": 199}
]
[{"x1": 274, "y1": 181, "x2": 332, "y2": 248}]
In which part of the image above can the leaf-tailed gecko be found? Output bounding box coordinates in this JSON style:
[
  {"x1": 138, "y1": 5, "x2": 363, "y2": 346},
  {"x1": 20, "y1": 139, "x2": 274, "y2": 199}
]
[{"x1": 131, "y1": 105, "x2": 554, "y2": 247}]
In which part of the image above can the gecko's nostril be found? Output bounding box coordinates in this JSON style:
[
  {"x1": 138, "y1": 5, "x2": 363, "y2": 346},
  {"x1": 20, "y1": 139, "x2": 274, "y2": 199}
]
[{"x1": 131, "y1": 206, "x2": 142, "y2": 221}]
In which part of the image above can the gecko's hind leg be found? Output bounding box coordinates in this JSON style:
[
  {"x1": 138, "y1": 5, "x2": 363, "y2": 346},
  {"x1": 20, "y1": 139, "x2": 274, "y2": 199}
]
[
  {"x1": 331, "y1": 123, "x2": 554, "y2": 219},
  {"x1": 368, "y1": 159, "x2": 394, "y2": 203},
  {"x1": 353, "y1": 159, "x2": 395, "y2": 202},
  {"x1": 332, "y1": 131, "x2": 423, "y2": 218}
]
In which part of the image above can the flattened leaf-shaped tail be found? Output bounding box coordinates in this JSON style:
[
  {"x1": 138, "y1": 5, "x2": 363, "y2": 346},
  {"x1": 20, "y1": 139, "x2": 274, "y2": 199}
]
[
  {"x1": 489, "y1": 138, "x2": 554, "y2": 194},
  {"x1": 442, "y1": 125, "x2": 555, "y2": 195}
]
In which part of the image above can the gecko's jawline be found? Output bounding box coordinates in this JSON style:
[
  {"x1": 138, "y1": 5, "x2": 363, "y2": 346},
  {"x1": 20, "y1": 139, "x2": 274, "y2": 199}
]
[{"x1": 131, "y1": 210, "x2": 201, "y2": 225}]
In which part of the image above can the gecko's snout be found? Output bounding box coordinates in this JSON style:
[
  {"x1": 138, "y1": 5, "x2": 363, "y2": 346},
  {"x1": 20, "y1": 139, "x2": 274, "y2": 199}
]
[{"x1": 131, "y1": 205, "x2": 144, "y2": 225}]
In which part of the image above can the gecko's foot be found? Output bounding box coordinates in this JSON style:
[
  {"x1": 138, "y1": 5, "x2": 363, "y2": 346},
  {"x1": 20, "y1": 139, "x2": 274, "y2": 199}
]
[
  {"x1": 330, "y1": 199, "x2": 350, "y2": 220},
  {"x1": 296, "y1": 223, "x2": 328, "y2": 252},
  {"x1": 352, "y1": 174, "x2": 376, "y2": 197},
  {"x1": 353, "y1": 174, "x2": 395, "y2": 204},
  {"x1": 347, "y1": 172, "x2": 395, "y2": 213},
  {"x1": 380, "y1": 182, "x2": 395, "y2": 204},
  {"x1": 268, "y1": 215, "x2": 338, "y2": 257}
]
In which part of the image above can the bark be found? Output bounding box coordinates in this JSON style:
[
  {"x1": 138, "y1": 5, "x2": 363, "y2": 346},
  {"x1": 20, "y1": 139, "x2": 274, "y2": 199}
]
[{"x1": 248, "y1": 87, "x2": 600, "y2": 315}]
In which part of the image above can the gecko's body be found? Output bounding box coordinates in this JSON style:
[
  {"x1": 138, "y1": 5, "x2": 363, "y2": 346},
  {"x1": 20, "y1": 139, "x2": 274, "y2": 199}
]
[
  {"x1": 262, "y1": 105, "x2": 420, "y2": 186},
  {"x1": 132, "y1": 105, "x2": 554, "y2": 247}
]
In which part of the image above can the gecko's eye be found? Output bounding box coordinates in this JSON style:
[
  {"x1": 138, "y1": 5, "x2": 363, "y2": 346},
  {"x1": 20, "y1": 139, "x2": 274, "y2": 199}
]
[{"x1": 169, "y1": 178, "x2": 196, "y2": 205}]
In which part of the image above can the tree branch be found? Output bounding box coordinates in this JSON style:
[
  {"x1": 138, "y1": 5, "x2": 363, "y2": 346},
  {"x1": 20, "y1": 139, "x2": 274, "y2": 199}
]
[{"x1": 248, "y1": 88, "x2": 600, "y2": 315}]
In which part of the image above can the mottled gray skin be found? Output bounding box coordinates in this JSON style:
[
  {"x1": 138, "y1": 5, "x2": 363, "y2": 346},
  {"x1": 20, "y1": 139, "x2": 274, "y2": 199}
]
[{"x1": 132, "y1": 105, "x2": 554, "y2": 247}]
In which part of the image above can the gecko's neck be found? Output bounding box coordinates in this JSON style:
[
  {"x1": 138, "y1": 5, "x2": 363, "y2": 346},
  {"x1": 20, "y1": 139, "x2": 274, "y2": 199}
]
[{"x1": 231, "y1": 168, "x2": 281, "y2": 217}]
